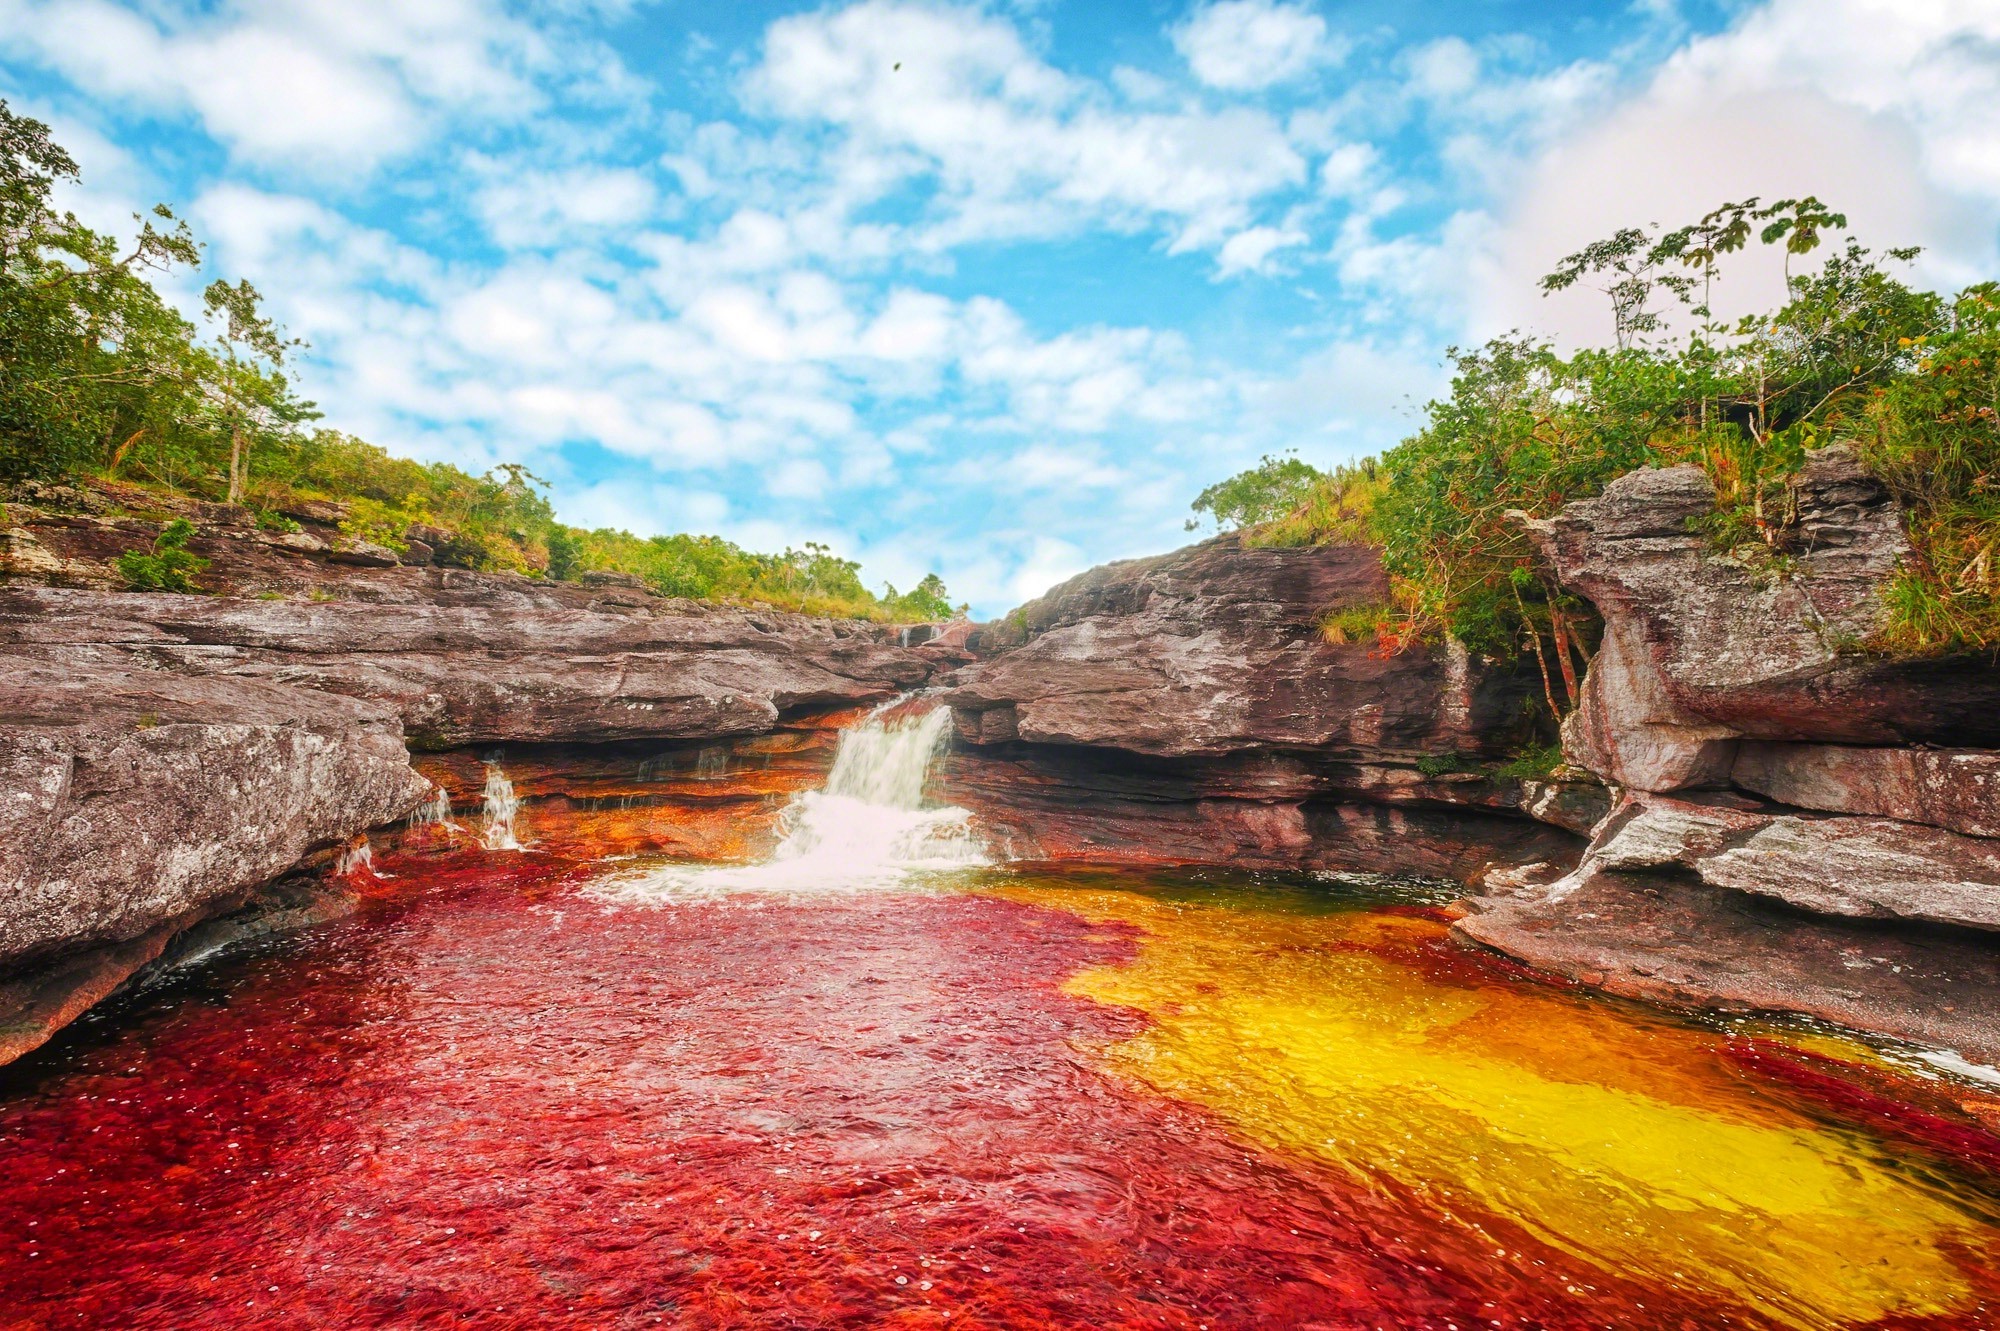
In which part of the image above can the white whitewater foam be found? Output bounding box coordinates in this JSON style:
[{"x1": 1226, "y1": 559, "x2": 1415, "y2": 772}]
[
  {"x1": 590, "y1": 700, "x2": 987, "y2": 904},
  {"x1": 482, "y1": 765, "x2": 524, "y2": 850}
]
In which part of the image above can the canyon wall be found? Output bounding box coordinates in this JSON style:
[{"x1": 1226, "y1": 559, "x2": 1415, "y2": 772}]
[
  {"x1": 936, "y1": 533, "x2": 1594, "y2": 880},
  {"x1": 0, "y1": 485, "x2": 939, "y2": 1062},
  {"x1": 1455, "y1": 447, "x2": 2000, "y2": 1060}
]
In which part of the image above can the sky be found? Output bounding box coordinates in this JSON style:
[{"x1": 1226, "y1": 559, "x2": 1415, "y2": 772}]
[{"x1": 3, "y1": 0, "x2": 1998, "y2": 615}]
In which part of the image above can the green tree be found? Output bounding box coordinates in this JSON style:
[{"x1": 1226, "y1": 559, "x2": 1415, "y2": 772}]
[{"x1": 1187, "y1": 451, "x2": 1327, "y2": 531}]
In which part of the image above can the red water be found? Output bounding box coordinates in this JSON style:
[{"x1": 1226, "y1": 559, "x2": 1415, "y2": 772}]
[{"x1": 0, "y1": 852, "x2": 1994, "y2": 1329}]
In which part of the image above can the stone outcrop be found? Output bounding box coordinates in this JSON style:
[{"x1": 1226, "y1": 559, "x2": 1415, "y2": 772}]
[
  {"x1": 1457, "y1": 870, "x2": 2000, "y2": 1065},
  {"x1": 0, "y1": 583, "x2": 929, "y2": 749},
  {"x1": 1462, "y1": 445, "x2": 2000, "y2": 1053},
  {"x1": 0, "y1": 526, "x2": 939, "y2": 1064},
  {"x1": 940, "y1": 533, "x2": 1586, "y2": 879},
  {"x1": 0, "y1": 655, "x2": 429, "y2": 1062}
]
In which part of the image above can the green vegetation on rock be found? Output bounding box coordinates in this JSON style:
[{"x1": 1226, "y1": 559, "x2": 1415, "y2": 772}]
[
  {"x1": 1195, "y1": 199, "x2": 2000, "y2": 717},
  {"x1": 0, "y1": 103, "x2": 955, "y2": 623}
]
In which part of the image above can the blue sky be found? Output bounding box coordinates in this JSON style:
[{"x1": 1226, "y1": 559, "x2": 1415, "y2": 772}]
[{"x1": 4, "y1": 0, "x2": 1998, "y2": 614}]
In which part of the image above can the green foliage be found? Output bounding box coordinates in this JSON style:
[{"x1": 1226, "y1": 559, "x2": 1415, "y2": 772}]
[
  {"x1": 115, "y1": 517, "x2": 207, "y2": 592},
  {"x1": 1187, "y1": 451, "x2": 1326, "y2": 532},
  {"x1": 0, "y1": 104, "x2": 953, "y2": 623},
  {"x1": 1318, "y1": 601, "x2": 1391, "y2": 645},
  {"x1": 1196, "y1": 199, "x2": 2000, "y2": 731},
  {"x1": 1494, "y1": 743, "x2": 1565, "y2": 782},
  {"x1": 1414, "y1": 752, "x2": 1474, "y2": 778}
]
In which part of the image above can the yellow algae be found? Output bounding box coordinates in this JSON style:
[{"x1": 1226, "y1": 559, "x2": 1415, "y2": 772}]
[{"x1": 998, "y1": 881, "x2": 1997, "y2": 1328}]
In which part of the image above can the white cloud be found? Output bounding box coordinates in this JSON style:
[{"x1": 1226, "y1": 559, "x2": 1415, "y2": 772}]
[
  {"x1": 0, "y1": 0, "x2": 595, "y2": 172},
  {"x1": 475, "y1": 165, "x2": 660, "y2": 249},
  {"x1": 1216, "y1": 223, "x2": 1308, "y2": 277},
  {"x1": 1475, "y1": 0, "x2": 2000, "y2": 346},
  {"x1": 1173, "y1": 0, "x2": 1339, "y2": 92},
  {"x1": 745, "y1": 0, "x2": 1308, "y2": 257}
]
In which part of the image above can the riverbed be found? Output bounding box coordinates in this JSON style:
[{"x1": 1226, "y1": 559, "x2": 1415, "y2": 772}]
[{"x1": 3, "y1": 852, "x2": 1997, "y2": 1329}]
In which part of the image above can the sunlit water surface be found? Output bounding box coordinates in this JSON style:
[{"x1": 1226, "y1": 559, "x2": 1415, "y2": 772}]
[{"x1": 3, "y1": 852, "x2": 1999, "y2": 1330}]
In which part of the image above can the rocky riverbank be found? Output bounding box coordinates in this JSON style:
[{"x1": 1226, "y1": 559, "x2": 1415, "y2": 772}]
[
  {"x1": 0, "y1": 482, "x2": 944, "y2": 1061},
  {"x1": 7, "y1": 451, "x2": 2000, "y2": 1066}
]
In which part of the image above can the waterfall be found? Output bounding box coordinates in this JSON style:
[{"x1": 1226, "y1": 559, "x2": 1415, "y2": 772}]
[
  {"x1": 592, "y1": 698, "x2": 985, "y2": 901},
  {"x1": 408, "y1": 787, "x2": 459, "y2": 842},
  {"x1": 335, "y1": 839, "x2": 376, "y2": 878},
  {"x1": 482, "y1": 765, "x2": 524, "y2": 851}
]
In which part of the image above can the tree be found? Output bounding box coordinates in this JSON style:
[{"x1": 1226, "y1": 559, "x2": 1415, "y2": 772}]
[
  {"x1": 202, "y1": 278, "x2": 307, "y2": 504},
  {"x1": 1187, "y1": 451, "x2": 1326, "y2": 531}
]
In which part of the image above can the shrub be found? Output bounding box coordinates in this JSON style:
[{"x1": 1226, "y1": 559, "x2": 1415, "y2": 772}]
[{"x1": 115, "y1": 518, "x2": 207, "y2": 592}]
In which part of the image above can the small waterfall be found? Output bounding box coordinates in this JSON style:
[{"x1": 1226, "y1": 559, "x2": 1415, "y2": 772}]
[
  {"x1": 482, "y1": 765, "x2": 524, "y2": 851},
  {"x1": 335, "y1": 839, "x2": 376, "y2": 878},
  {"x1": 592, "y1": 698, "x2": 985, "y2": 900},
  {"x1": 408, "y1": 787, "x2": 459, "y2": 842}
]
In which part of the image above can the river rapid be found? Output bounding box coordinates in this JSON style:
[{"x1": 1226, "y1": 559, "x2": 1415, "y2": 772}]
[{"x1": 3, "y1": 708, "x2": 1999, "y2": 1329}]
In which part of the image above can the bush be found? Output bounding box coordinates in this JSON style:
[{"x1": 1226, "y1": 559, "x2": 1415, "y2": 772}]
[{"x1": 115, "y1": 518, "x2": 207, "y2": 592}]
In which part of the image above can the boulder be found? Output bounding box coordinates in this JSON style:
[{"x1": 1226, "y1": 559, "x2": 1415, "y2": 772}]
[
  {"x1": 327, "y1": 540, "x2": 400, "y2": 568},
  {"x1": 0, "y1": 655, "x2": 429, "y2": 1063},
  {"x1": 1456, "y1": 869, "x2": 2000, "y2": 1065},
  {"x1": 1576, "y1": 794, "x2": 2000, "y2": 932},
  {"x1": 278, "y1": 497, "x2": 351, "y2": 527}
]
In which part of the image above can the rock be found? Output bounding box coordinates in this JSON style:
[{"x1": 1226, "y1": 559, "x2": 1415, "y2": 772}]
[
  {"x1": 1732, "y1": 742, "x2": 2000, "y2": 839},
  {"x1": 327, "y1": 540, "x2": 400, "y2": 568},
  {"x1": 946, "y1": 533, "x2": 1534, "y2": 758},
  {"x1": 1531, "y1": 447, "x2": 2000, "y2": 773},
  {"x1": 580, "y1": 570, "x2": 648, "y2": 590},
  {"x1": 0, "y1": 657, "x2": 429, "y2": 967},
  {"x1": 279, "y1": 498, "x2": 351, "y2": 527},
  {"x1": 404, "y1": 522, "x2": 456, "y2": 548},
  {"x1": 190, "y1": 501, "x2": 255, "y2": 529},
  {"x1": 0, "y1": 527, "x2": 106, "y2": 585},
  {"x1": 936, "y1": 533, "x2": 1575, "y2": 881},
  {"x1": 401, "y1": 539, "x2": 434, "y2": 566},
  {"x1": 0, "y1": 584, "x2": 933, "y2": 749},
  {"x1": 0, "y1": 655, "x2": 428, "y2": 1064},
  {"x1": 1455, "y1": 870, "x2": 2000, "y2": 1066},
  {"x1": 1564, "y1": 794, "x2": 2000, "y2": 932}
]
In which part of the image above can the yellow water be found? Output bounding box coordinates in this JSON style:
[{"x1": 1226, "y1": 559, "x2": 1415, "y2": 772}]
[{"x1": 998, "y1": 878, "x2": 2000, "y2": 1329}]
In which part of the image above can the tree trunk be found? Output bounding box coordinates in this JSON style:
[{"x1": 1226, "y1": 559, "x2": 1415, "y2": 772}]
[{"x1": 227, "y1": 423, "x2": 243, "y2": 505}]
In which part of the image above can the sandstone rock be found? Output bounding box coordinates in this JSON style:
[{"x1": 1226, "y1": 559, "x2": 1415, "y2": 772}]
[
  {"x1": 946, "y1": 533, "x2": 1536, "y2": 759},
  {"x1": 1572, "y1": 794, "x2": 2000, "y2": 932},
  {"x1": 327, "y1": 540, "x2": 400, "y2": 568},
  {"x1": 1456, "y1": 870, "x2": 2000, "y2": 1066},
  {"x1": 1732, "y1": 742, "x2": 2000, "y2": 839},
  {"x1": 580, "y1": 570, "x2": 649, "y2": 590},
  {"x1": 0, "y1": 584, "x2": 933, "y2": 749},
  {"x1": 1535, "y1": 449, "x2": 2000, "y2": 772},
  {"x1": 280, "y1": 498, "x2": 351, "y2": 526},
  {"x1": 401, "y1": 539, "x2": 434, "y2": 566},
  {"x1": 0, "y1": 656, "x2": 430, "y2": 968}
]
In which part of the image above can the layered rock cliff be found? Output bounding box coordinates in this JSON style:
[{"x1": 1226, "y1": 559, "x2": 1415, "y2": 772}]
[
  {"x1": 938, "y1": 533, "x2": 1592, "y2": 879},
  {"x1": 0, "y1": 488, "x2": 939, "y2": 1062},
  {"x1": 1456, "y1": 447, "x2": 2000, "y2": 1058}
]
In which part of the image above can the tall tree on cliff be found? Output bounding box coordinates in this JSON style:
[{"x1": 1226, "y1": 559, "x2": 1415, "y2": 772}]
[{"x1": 201, "y1": 277, "x2": 310, "y2": 504}]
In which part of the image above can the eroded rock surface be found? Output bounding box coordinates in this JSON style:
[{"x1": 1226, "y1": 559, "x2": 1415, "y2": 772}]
[
  {"x1": 939, "y1": 534, "x2": 1583, "y2": 878},
  {"x1": 0, "y1": 656, "x2": 428, "y2": 1062},
  {"x1": 1530, "y1": 447, "x2": 2000, "y2": 785},
  {"x1": 0, "y1": 583, "x2": 929, "y2": 748}
]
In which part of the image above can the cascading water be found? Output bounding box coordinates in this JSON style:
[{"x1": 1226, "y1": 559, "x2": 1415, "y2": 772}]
[
  {"x1": 595, "y1": 698, "x2": 986, "y2": 900},
  {"x1": 481, "y1": 765, "x2": 523, "y2": 851}
]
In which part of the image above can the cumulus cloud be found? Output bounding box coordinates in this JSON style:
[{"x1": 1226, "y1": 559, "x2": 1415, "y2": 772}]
[
  {"x1": 0, "y1": 0, "x2": 606, "y2": 172},
  {"x1": 1474, "y1": 0, "x2": 2000, "y2": 346},
  {"x1": 1173, "y1": 0, "x2": 1341, "y2": 91},
  {"x1": 744, "y1": 0, "x2": 1308, "y2": 255}
]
